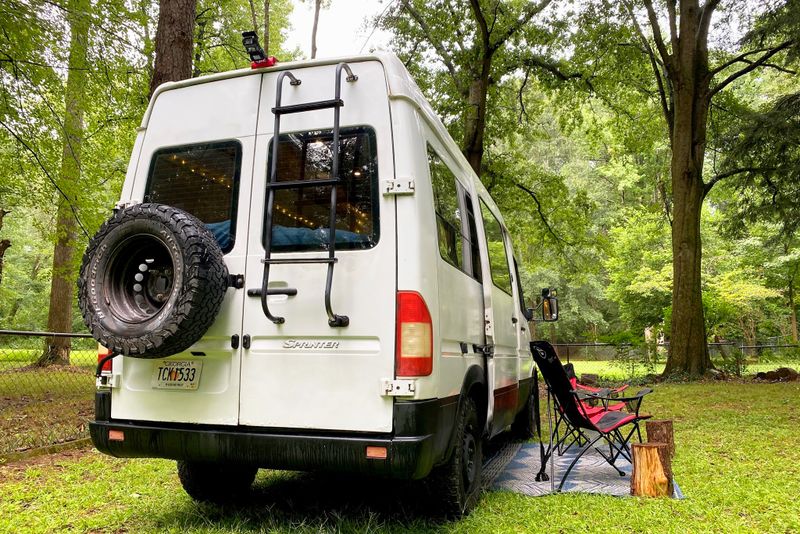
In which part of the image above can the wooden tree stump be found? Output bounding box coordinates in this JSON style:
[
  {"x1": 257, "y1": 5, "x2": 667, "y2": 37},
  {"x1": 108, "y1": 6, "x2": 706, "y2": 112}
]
[
  {"x1": 630, "y1": 443, "x2": 673, "y2": 497},
  {"x1": 646, "y1": 420, "x2": 675, "y2": 459}
]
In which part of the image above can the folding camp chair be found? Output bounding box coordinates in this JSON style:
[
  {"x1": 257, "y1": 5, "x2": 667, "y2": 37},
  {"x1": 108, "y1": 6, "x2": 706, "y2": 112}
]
[
  {"x1": 551, "y1": 364, "x2": 627, "y2": 455},
  {"x1": 532, "y1": 340, "x2": 652, "y2": 492}
]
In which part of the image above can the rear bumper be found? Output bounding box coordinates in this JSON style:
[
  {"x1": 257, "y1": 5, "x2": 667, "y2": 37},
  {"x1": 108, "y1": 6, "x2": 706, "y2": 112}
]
[{"x1": 90, "y1": 394, "x2": 458, "y2": 480}]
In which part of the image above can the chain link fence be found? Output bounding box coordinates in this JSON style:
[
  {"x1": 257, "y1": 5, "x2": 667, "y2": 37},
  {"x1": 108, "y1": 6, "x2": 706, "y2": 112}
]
[
  {"x1": 0, "y1": 330, "x2": 96, "y2": 458},
  {"x1": 553, "y1": 341, "x2": 800, "y2": 380},
  {"x1": 2, "y1": 330, "x2": 798, "y2": 458}
]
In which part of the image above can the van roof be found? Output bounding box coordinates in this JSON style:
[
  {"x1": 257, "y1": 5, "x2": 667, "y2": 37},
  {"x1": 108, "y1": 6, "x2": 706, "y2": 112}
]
[{"x1": 143, "y1": 52, "x2": 504, "y2": 226}]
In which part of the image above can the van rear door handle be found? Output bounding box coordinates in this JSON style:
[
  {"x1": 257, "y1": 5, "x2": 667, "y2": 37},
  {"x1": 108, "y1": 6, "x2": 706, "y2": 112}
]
[
  {"x1": 247, "y1": 288, "x2": 298, "y2": 297},
  {"x1": 242, "y1": 334, "x2": 251, "y2": 350},
  {"x1": 231, "y1": 334, "x2": 240, "y2": 349}
]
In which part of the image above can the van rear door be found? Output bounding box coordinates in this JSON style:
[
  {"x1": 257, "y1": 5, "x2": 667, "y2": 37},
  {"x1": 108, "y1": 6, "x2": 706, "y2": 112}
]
[
  {"x1": 238, "y1": 61, "x2": 396, "y2": 432},
  {"x1": 110, "y1": 74, "x2": 261, "y2": 425}
]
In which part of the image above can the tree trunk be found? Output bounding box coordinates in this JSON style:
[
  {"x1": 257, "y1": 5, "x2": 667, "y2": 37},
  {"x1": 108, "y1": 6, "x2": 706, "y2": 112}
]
[
  {"x1": 38, "y1": 0, "x2": 90, "y2": 367},
  {"x1": 263, "y1": 0, "x2": 270, "y2": 56},
  {"x1": 789, "y1": 281, "x2": 797, "y2": 343},
  {"x1": 149, "y1": 0, "x2": 197, "y2": 97},
  {"x1": 462, "y1": 72, "x2": 490, "y2": 177},
  {"x1": 5, "y1": 255, "x2": 41, "y2": 323},
  {"x1": 0, "y1": 209, "x2": 9, "y2": 287},
  {"x1": 311, "y1": 0, "x2": 321, "y2": 59},
  {"x1": 662, "y1": 14, "x2": 713, "y2": 377},
  {"x1": 645, "y1": 420, "x2": 675, "y2": 459},
  {"x1": 0, "y1": 239, "x2": 10, "y2": 287},
  {"x1": 247, "y1": 0, "x2": 258, "y2": 33}
]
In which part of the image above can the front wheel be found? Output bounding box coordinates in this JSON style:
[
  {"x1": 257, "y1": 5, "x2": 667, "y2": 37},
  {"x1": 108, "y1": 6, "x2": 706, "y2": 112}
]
[
  {"x1": 426, "y1": 397, "x2": 483, "y2": 517},
  {"x1": 177, "y1": 461, "x2": 258, "y2": 504}
]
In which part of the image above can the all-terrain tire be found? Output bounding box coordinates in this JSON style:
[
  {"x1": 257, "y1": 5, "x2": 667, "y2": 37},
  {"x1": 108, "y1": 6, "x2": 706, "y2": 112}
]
[
  {"x1": 177, "y1": 461, "x2": 258, "y2": 503},
  {"x1": 77, "y1": 203, "x2": 228, "y2": 358},
  {"x1": 425, "y1": 396, "x2": 483, "y2": 517},
  {"x1": 510, "y1": 387, "x2": 537, "y2": 440}
]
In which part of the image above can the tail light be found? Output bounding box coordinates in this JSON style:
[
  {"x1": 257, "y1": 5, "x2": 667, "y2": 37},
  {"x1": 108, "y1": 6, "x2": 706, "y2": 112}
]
[
  {"x1": 98, "y1": 344, "x2": 112, "y2": 373},
  {"x1": 396, "y1": 291, "x2": 433, "y2": 376}
]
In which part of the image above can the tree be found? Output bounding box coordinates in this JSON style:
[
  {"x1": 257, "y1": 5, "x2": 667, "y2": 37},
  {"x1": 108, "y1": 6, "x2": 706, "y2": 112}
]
[
  {"x1": 0, "y1": 209, "x2": 10, "y2": 287},
  {"x1": 149, "y1": 0, "x2": 197, "y2": 97},
  {"x1": 617, "y1": 0, "x2": 798, "y2": 376},
  {"x1": 383, "y1": 0, "x2": 582, "y2": 176},
  {"x1": 38, "y1": 0, "x2": 91, "y2": 366},
  {"x1": 307, "y1": 0, "x2": 330, "y2": 59}
]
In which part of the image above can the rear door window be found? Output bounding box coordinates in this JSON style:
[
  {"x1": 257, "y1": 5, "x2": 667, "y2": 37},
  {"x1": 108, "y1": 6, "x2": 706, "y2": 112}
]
[
  {"x1": 264, "y1": 126, "x2": 379, "y2": 252},
  {"x1": 144, "y1": 141, "x2": 241, "y2": 252}
]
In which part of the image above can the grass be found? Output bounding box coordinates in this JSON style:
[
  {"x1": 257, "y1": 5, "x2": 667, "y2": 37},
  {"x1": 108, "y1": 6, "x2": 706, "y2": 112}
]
[{"x1": 1, "y1": 381, "x2": 799, "y2": 533}]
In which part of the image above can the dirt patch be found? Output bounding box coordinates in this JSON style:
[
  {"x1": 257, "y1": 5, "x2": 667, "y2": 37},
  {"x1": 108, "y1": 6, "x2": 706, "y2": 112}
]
[{"x1": 0, "y1": 444, "x2": 93, "y2": 483}]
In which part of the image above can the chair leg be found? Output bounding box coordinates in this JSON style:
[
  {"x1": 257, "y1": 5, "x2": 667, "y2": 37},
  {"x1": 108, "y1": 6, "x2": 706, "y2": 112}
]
[{"x1": 558, "y1": 434, "x2": 603, "y2": 492}]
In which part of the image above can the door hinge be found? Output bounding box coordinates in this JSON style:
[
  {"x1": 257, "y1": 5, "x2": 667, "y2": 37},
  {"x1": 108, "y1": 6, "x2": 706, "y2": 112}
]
[
  {"x1": 383, "y1": 178, "x2": 415, "y2": 195},
  {"x1": 96, "y1": 373, "x2": 120, "y2": 389},
  {"x1": 113, "y1": 200, "x2": 140, "y2": 212},
  {"x1": 381, "y1": 379, "x2": 416, "y2": 397}
]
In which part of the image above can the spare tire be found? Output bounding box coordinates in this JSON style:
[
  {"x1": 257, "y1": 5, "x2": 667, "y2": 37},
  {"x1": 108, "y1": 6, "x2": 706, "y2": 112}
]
[{"x1": 78, "y1": 203, "x2": 228, "y2": 358}]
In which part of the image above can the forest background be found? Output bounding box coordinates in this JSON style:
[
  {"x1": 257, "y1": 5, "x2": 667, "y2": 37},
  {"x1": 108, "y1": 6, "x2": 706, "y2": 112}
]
[{"x1": 0, "y1": 0, "x2": 798, "y2": 376}]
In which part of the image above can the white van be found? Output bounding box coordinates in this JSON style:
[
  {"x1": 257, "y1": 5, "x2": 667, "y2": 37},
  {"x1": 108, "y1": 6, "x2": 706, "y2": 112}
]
[{"x1": 80, "y1": 51, "x2": 557, "y2": 516}]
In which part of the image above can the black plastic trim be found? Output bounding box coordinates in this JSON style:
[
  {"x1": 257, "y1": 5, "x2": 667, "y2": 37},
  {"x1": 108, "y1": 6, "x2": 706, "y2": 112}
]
[{"x1": 90, "y1": 395, "x2": 461, "y2": 480}]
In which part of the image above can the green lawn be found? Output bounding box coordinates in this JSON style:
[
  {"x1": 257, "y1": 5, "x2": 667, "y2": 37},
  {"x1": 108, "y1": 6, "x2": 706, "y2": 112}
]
[{"x1": 1, "y1": 381, "x2": 799, "y2": 533}]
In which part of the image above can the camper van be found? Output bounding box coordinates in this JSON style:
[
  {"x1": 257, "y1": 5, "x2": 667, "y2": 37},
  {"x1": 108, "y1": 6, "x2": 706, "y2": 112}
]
[{"x1": 80, "y1": 51, "x2": 558, "y2": 516}]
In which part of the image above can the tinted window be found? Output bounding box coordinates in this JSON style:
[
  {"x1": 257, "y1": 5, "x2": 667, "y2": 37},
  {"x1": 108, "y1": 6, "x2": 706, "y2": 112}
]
[
  {"x1": 428, "y1": 146, "x2": 482, "y2": 282},
  {"x1": 463, "y1": 191, "x2": 482, "y2": 282},
  {"x1": 428, "y1": 147, "x2": 463, "y2": 268},
  {"x1": 480, "y1": 200, "x2": 512, "y2": 294},
  {"x1": 145, "y1": 141, "x2": 241, "y2": 252},
  {"x1": 265, "y1": 126, "x2": 379, "y2": 252}
]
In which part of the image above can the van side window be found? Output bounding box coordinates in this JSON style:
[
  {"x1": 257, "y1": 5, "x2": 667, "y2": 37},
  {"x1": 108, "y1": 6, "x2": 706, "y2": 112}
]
[
  {"x1": 428, "y1": 146, "x2": 463, "y2": 269},
  {"x1": 264, "y1": 126, "x2": 379, "y2": 252},
  {"x1": 145, "y1": 141, "x2": 241, "y2": 253},
  {"x1": 479, "y1": 200, "x2": 512, "y2": 295}
]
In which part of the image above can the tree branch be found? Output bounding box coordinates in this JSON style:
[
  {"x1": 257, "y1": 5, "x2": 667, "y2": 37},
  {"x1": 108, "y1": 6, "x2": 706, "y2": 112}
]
[
  {"x1": 704, "y1": 166, "x2": 777, "y2": 194},
  {"x1": 468, "y1": 0, "x2": 491, "y2": 52},
  {"x1": 621, "y1": 5, "x2": 673, "y2": 132},
  {"x1": 709, "y1": 44, "x2": 795, "y2": 77},
  {"x1": 0, "y1": 119, "x2": 90, "y2": 238},
  {"x1": 515, "y1": 183, "x2": 574, "y2": 246},
  {"x1": 400, "y1": 0, "x2": 466, "y2": 94},
  {"x1": 666, "y1": 0, "x2": 678, "y2": 52},
  {"x1": 490, "y1": 0, "x2": 552, "y2": 51},
  {"x1": 709, "y1": 39, "x2": 795, "y2": 97},
  {"x1": 697, "y1": 0, "x2": 722, "y2": 47},
  {"x1": 640, "y1": 0, "x2": 671, "y2": 66}
]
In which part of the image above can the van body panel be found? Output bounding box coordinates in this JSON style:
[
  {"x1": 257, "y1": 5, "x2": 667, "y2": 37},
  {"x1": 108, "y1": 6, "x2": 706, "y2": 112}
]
[
  {"x1": 390, "y1": 103, "x2": 445, "y2": 402},
  {"x1": 237, "y1": 60, "x2": 397, "y2": 432}
]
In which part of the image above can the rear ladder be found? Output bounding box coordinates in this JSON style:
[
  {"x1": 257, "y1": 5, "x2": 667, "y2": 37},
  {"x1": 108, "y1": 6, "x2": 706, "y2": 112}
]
[{"x1": 259, "y1": 63, "x2": 358, "y2": 327}]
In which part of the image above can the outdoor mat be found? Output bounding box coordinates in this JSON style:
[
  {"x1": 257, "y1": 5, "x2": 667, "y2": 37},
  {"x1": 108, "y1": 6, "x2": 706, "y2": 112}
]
[{"x1": 488, "y1": 442, "x2": 684, "y2": 498}]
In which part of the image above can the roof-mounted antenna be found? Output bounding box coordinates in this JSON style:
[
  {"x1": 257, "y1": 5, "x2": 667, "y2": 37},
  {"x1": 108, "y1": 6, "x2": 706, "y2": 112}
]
[{"x1": 241, "y1": 31, "x2": 278, "y2": 69}]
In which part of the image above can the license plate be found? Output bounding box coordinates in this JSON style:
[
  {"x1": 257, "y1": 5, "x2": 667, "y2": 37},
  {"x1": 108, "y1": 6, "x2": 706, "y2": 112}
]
[{"x1": 152, "y1": 361, "x2": 203, "y2": 390}]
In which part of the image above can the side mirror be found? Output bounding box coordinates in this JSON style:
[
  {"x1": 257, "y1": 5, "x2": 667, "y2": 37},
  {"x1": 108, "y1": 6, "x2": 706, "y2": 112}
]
[{"x1": 541, "y1": 288, "x2": 558, "y2": 322}]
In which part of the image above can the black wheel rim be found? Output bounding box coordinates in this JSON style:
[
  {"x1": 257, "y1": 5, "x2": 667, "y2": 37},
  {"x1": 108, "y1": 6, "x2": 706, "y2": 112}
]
[
  {"x1": 105, "y1": 234, "x2": 176, "y2": 324},
  {"x1": 461, "y1": 423, "x2": 477, "y2": 489}
]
